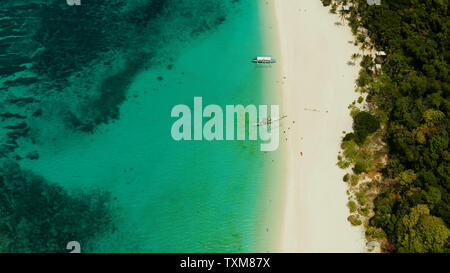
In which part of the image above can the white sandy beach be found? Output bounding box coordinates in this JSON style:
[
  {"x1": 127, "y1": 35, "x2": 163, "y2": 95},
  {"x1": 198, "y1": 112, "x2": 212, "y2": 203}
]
[{"x1": 274, "y1": 0, "x2": 365, "y2": 252}]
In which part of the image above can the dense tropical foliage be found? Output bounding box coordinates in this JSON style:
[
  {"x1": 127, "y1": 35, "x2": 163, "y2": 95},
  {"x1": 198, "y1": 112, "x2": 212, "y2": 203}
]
[{"x1": 332, "y1": 0, "x2": 449, "y2": 252}]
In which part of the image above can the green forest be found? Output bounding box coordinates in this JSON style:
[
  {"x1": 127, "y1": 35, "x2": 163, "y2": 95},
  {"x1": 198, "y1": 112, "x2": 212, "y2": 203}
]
[{"x1": 338, "y1": 0, "x2": 449, "y2": 252}]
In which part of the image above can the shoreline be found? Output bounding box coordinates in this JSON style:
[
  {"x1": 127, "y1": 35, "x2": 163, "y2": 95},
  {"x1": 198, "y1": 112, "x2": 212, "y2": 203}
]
[
  {"x1": 274, "y1": 0, "x2": 365, "y2": 252},
  {"x1": 254, "y1": 0, "x2": 285, "y2": 253}
]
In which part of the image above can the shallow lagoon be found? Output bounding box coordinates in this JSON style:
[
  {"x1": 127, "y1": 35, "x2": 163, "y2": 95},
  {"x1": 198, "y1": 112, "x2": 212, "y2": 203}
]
[{"x1": 13, "y1": 0, "x2": 282, "y2": 252}]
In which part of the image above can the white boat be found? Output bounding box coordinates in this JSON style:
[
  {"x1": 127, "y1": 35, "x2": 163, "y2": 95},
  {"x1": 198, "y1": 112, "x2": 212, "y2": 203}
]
[{"x1": 252, "y1": 56, "x2": 276, "y2": 64}]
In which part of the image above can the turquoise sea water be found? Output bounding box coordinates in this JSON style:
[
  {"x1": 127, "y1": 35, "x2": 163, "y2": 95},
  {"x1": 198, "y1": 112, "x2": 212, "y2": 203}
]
[{"x1": 1, "y1": 0, "x2": 282, "y2": 252}]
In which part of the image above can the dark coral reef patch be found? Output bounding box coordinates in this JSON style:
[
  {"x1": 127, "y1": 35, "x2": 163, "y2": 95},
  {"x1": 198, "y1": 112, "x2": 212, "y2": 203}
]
[{"x1": 0, "y1": 160, "x2": 114, "y2": 253}]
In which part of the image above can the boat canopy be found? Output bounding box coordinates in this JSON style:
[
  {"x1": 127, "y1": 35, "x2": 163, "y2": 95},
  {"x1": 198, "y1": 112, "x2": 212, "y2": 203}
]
[{"x1": 256, "y1": 56, "x2": 272, "y2": 62}]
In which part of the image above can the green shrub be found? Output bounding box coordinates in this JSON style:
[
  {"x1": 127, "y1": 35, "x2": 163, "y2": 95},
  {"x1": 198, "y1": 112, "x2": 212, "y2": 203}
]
[
  {"x1": 353, "y1": 111, "x2": 379, "y2": 144},
  {"x1": 354, "y1": 111, "x2": 380, "y2": 134},
  {"x1": 341, "y1": 139, "x2": 358, "y2": 159},
  {"x1": 357, "y1": 70, "x2": 372, "y2": 87},
  {"x1": 355, "y1": 130, "x2": 369, "y2": 145},
  {"x1": 348, "y1": 201, "x2": 357, "y2": 213},
  {"x1": 359, "y1": 207, "x2": 370, "y2": 216},
  {"x1": 330, "y1": 3, "x2": 337, "y2": 13},
  {"x1": 343, "y1": 133, "x2": 355, "y2": 142},
  {"x1": 360, "y1": 55, "x2": 374, "y2": 72},
  {"x1": 353, "y1": 158, "x2": 373, "y2": 175},
  {"x1": 343, "y1": 173, "x2": 350, "y2": 182},
  {"x1": 321, "y1": 0, "x2": 332, "y2": 6},
  {"x1": 366, "y1": 228, "x2": 386, "y2": 239},
  {"x1": 337, "y1": 160, "x2": 351, "y2": 169},
  {"x1": 353, "y1": 161, "x2": 367, "y2": 174},
  {"x1": 357, "y1": 34, "x2": 366, "y2": 44},
  {"x1": 348, "y1": 215, "x2": 362, "y2": 226},
  {"x1": 356, "y1": 192, "x2": 367, "y2": 206},
  {"x1": 396, "y1": 205, "x2": 450, "y2": 253},
  {"x1": 350, "y1": 174, "x2": 360, "y2": 186}
]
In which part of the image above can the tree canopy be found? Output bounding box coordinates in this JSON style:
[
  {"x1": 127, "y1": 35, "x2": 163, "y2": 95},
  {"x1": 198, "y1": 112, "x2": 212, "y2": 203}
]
[
  {"x1": 348, "y1": 0, "x2": 449, "y2": 252},
  {"x1": 397, "y1": 205, "x2": 450, "y2": 253}
]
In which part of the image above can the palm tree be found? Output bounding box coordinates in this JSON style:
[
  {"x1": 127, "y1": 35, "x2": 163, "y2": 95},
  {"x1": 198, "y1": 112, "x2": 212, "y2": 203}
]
[
  {"x1": 360, "y1": 41, "x2": 368, "y2": 55},
  {"x1": 339, "y1": 9, "x2": 347, "y2": 23}
]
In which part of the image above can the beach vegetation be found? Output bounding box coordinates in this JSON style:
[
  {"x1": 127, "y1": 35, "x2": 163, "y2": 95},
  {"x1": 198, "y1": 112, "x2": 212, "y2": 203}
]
[
  {"x1": 360, "y1": 55, "x2": 374, "y2": 72},
  {"x1": 321, "y1": 0, "x2": 332, "y2": 7},
  {"x1": 330, "y1": 3, "x2": 337, "y2": 14},
  {"x1": 348, "y1": 215, "x2": 362, "y2": 226},
  {"x1": 357, "y1": 34, "x2": 366, "y2": 44},
  {"x1": 353, "y1": 160, "x2": 369, "y2": 174},
  {"x1": 341, "y1": 0, "x2": 450, "y2": 252},
  {"x1": 353, "y1": 111, "x2": 380, "y2": 144},
  {"x1": 343, "y1": 173, "x2": 350, "y2": 182},
  {"x1": 341, "y1": 138, "x2": 357, "y2": 155},
  {"x1": 349, "y1": 106, "x2": 360, "y2": 118},
  {"x1": 359, "y1": 207, "x2": 370, "y2": 217},
  {"x1": 343, "y1": 133, "x2": 355, "y2": 142},
  {"x1": 337, "y1": 150, "x2": 352, "y2": 169},
  {"x1": 351, "y1": 53, "x2": 360, "y2": 61},
  {"x1": 356, "y1": 70, "x2": 371, "y2": 87},
  {"x1": 337, "y1": 159, "x2": 351, "y2": 169},
  {"x1": 348, "y1": 201, "x2": 357, "y2": 213},
  {"x1": 355, "y1": 191, "x2": 367, "y2": 206},
  {"x1": 350, "y1": 174, "x2": 359, "y2": 186},
  {"x1": 365, "y1": 228, "x2": 386, "y2": 240},
  {"x1": 347, "y1": 11, "x2": 360, "y2": 35},
  {"x1": 397, "y1": 169, "x2": 417, "y2": 187},
  {"x1": 396, "y1": 205, "x2": 450, "y2": 253}
]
